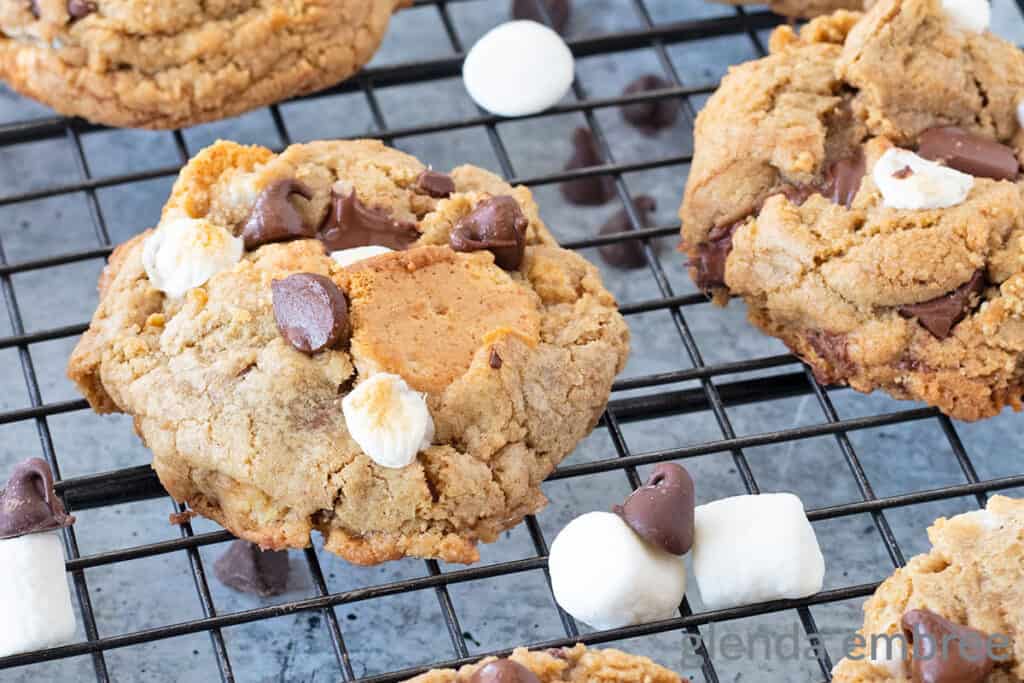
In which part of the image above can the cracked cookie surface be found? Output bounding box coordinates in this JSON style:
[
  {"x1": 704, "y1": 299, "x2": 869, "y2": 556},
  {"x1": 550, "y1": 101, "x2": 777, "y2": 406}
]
[
  {"x1": 0, "y1": 0, "x2": 406, "y2": 129},
  {"x1": 405, "y1": 644, "x2": 681, "y2": 682},
  {"x1": 831, "y1": 496, "x2": 1024, "y2": 682},
  {"x1": 679, "y1": 0, "x2": 1024, "y2": 421},
  {"x1": 67, "y1": 139, "x2": 629, "y2": 565}
]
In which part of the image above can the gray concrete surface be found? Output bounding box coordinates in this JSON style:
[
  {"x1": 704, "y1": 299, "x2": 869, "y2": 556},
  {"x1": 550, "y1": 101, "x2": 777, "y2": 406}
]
[{"x1": 1, "y1": 1, "x2": 1023, "y2": 681}]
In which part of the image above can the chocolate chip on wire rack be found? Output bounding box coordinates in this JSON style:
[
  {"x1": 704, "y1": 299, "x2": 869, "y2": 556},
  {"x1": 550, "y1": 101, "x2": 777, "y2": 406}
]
[
  {"x1": 510, "y1": 0, "x2": 571, "y2": 34},
  {"x1": 598, "y1": 195, "x2": 656, "y2": 269},
  {"x1": 560, "y1": 127, "x2": 616, "y2": 206},
  {"x1": 214, "y1": 540, "x2": 290, "y2": 597},
  {"x1": 620, "y1": 75, "x2": 680, "y2": 134},
  {"x1": 614, "y1": 463, "x2": 695, "y2": 555}
]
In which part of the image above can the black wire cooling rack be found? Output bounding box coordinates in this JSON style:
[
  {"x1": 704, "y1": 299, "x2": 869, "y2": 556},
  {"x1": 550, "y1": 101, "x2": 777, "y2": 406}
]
[{"x1": 1, "y1": 0, "x2": 1023, "y2": 681}]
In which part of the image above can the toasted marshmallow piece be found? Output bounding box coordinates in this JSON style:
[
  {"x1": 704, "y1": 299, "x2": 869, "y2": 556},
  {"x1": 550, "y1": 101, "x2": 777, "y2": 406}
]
[
  {"x1": 873, "y1": 148, "x2": 973, "y2": 210},
  {"x1": 549, "y1": 512, "x2": 686, "y2": 630},
  {"x1": 0, "y1": 531, "x2": 77, "y2": 657},
  {"x1": 941, "y1": 0, "x2": 990, "y2": 33},
  {"x1": 143, "y1": 215, "x2": 244, "y2": 298},
  {"x1": 330, "y1": 246, "x2": 394, "y2": 268},
  {"x1": 463, "y1": 21, "x2": 575, "y2": 117},
  {"x1": 692, "y1": 493, "x2": 824, "y2": 610},
  {"x1": 342, "y1": 373, "x2": 434, "y2": 469}
]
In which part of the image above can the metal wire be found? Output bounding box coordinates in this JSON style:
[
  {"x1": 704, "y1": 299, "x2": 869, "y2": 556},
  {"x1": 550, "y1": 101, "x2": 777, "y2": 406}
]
[{"x1": 1, "y1": 1, "x2": 1023, "y2": 681}]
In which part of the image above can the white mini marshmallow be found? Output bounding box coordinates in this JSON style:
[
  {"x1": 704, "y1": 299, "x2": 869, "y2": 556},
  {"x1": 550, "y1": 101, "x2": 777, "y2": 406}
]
[
  {"x1": 941, "y1": 0, "x2": 990, "y2": 33},
  {"x1": 330, "y1": 246, "x2": 394, "y2": 268},
  {"x1": 549, "y1": 512, "x2": 686, "y2": 630},
  {"x1": 1017, "y1": 101, "x2": 1024, "y2": 130},
  {"x1": 873, "y1": 147, "x2": 974, "y2": 210},
  {"x1": 342, "y1": 373, "x2": 434, "y2": 469},
  {"x1": 692, "y1": 493, "x2": 824, "y2": 610},
  {"x1": 0, "y1": 530, "x2": 76, "y2": 657},
  {"x1": 463, "y1": 21, "x2": 575, "y2": 117},
  {"x1": 143, "y1": 214, "x2": 244, "y2": 298}
]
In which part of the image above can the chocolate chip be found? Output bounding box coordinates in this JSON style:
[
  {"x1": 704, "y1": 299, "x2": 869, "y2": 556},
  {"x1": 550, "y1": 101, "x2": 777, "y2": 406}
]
[
  {"x1": 614, "y1": 463, "x2": 695, "y2": 555},
  {"x1": 214, "y1": 540, "x2": 290, "y2": 597},
  {"x1": 0, "y1": 458, "x2": 74, "y2": 540},
  {"x1": 415, "y1": 170, "x2": 456, "y2": 199},
  {"x1": 560, "y1": 127, "x2": 616, "y2": 206},
  {"x1": 598, "y1": 195, "x2": 656, "y2": 269},
  {"x1": 620, "y1": 75, "x2": 680, "y2": 134},
  {"x1": 469, "y1": 659, "x2": 541, "y2": 683},
  {"x1": 902, "y1": 609, "x2": 996, "y2": 683},
  {"x1": 241, "y1": 179, "x2": 316, "y2": 250},
  {"x1": 892, "y1": 165, "x2": 914, "y2": 179},
  {"x1": 450, "y1": 196, "x2": 528, "y2": 270},
  {"x1": 319, "y1": 188, "x2": 420, "y2": 252},
  {"x1": 898, "y1": 270, "x2": 986, "y2": 340},
  {"x1": 510, "y1": 0, "x2": 571, "y2": 34},
  {"x1": 272, "y1": 273, "x2": 350, "y2": 354},
  {"x1": 785, "y1": 151, "x2": 866, "y2": 209},
  {"x1": 805, "y1": 330, "x2": 855, "y2": 383},
  {"x1": 67, "y1": 0, "x2": 97, "y2": 18},
  {"x1": 29, "y1": 0, "x2": 39, "y2": 18},
  {"x1": 489, "y1": 349, "x2": 503, "y2": 369},
  {"x1": 693, "y1": 220, "x2": 742, "y2": 292},
  {"x1": 918, "y1": 126, "x2": 1019, "y2": 181}
]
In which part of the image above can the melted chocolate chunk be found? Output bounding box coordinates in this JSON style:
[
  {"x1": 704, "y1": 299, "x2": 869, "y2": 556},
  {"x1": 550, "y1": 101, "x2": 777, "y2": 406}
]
[
  {"x1": 898, "y1": 270, "x2": 986, "y2": 340},
  {"x1": 272, "y1": 273, "x2": 351, "y2": 354},
  {"x1": 598, "y1": 195, "x2": 656, "y2": 270},
  {"x1": 902, "y1": 609, "x2": 996, "y2": 683},
  {"x1": 241, "y1": 179, "x2": 315, "y2": 250},
  {"x1": 560, "y1": 127, "x2": 616, "y2": 206},
  {"x1": 805, "y1": 330, "x2": 855, "y2": 384},
  {"x1": 214, "y1": 540, "x2": 290, "y2": 597},
  {"x1": 614, "y1": 463, "x2": 695, "y2": 555},
  {"x1": 620, "y1": 75, "x2": 680, "y2": 134},
  {"x1": 0, "y1": 458, "x2": 74, "y2": 540},
  {"x1": 29, "y1": 0, "x2": 40, "y2": 17},
  {"x1": 469, "y1": 659, "x2": 541, "y2": 683},
  {"x1": 785, "y1": 151, "x2": 866, "y2": 209},
  {"x1": 450, "y1": 196, "x2": 528, "y2": 270},
  {"x1": 510, "y1": 0, "x2": 571, "y2": 34},
  {"x1": 489, "y1": 349, "x2": 503, "y2": 369},
  {"x1": 67, "y1": 0, "x2": 96, "y2": 18},
  {"x1": 918, "y1": 126, "x2": 1019, "y2": 181},
  {"x1": 415, "y1": 170, "x2": 456, "y2": 199},
  {"x1": 319, "y1": 189, "x2": 420, "y2": 252},
  {"x1": 693, "y1": 220, "x2": 742, "y2": 292}
]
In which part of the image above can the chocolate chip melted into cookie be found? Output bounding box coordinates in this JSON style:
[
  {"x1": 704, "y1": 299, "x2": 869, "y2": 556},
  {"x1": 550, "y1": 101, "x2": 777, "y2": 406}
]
[
  {"x1": 694, "y1": 220, "x2": 742, "y2": 292},
  {"x1": 450, "y1": 196, "x2": 528, "y2": 270},
  {"x1": 319, "y1": 189, "x2": 420, "y2": 252},
  {"x1": 469, "y1": 659, "x2": 541, "y2": 683},
  {"x1": 902, "y1": 609, "x2": 997, "y2": 683},
  {"x1": 806, "y1": 330, "x2": 855, "y2": 383},
  {"x1": 30, "y1": 0, "x2": 96, "y2": 20},
  {"x1": 271, "y1": 273, "x2": 351, "y2": 354},
  {"x1": 242, "y1": 179, "x2": 315, "y2": 250},
  {"x1": 918, "y1": 127, "x2": 1019, "y2": 181},
  {"x1": 560, "y1": 127, "x2": 617, "y2": 206},
  {"x1": 898, "y1": 270, "x2": 986, "y2": 340},
  {"x1": 415, "y1": 170, "x2": 456, "y2": 199}
]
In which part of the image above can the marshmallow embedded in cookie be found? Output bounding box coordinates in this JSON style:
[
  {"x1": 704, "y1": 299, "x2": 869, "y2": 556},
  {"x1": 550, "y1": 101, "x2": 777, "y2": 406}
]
[
  {"x1": 941, "y1": 0, "x2": 990, "y2": 33},
  {"x1": 143, "y1": 213, "x2": 244, "y2": 298},
  {"x1": 872, "y1": 148, "x2": 974, "y2": 210},
  {"x1": 549, "y1": 511, "x2": 686, "y2": 630},
  {"x1": 692, "y1": 493, "x2": 824, "y2": 610},
  {"x1": 0, "y1": 459, "x2": 77, "y2": 657},
  {"x1": 330, "y1": 246, "x2": 394, "y2": 268},
  {"x1": 462, "y1": 21, "x2": 575, "y2": 117},
  {"x1": 342, "y1": 373, "x2": 434, "y2": 469}
]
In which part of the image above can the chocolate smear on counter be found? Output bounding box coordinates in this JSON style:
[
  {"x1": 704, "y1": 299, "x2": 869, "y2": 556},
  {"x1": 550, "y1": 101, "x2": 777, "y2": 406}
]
[
  {"x1": 560, "y1": 127, "x2": 616, "y2": 206},
  {"x1": 902, "y1": 609, "x2": 996, "y2": 683},
  {"x1": 450, "y1": 196, "x2": 528, "y2": 270},
  {"x1": 469, "y1": 659, "x2": 542, "y2": 683},
  {"x1": 620, "y1": 75, "x2": 680, "y2": 134},
  {"x1": 241, "y1": 179, "x2": 315, "y2": 250},
  {"x1": 693, "y1": 220, "x2": 742, "y2": 292},
  {"x1": 918, "y1": 126, "x2": 1019, "y2": 181},
  {"x1": 415, "y1": 170, "x2": 456, "y2": 199},
  {"x1": 214, "y1": 540, "x2": 290, "y2": 597},
  {"x1": 67, "y1": 0, "x2": 96, "y2": 18},
  {"x1": 489, "y1": 349, "x2": 503, "y2": 369},
  {"x1": 614, "y1": 463, "x2": 695, "y2": 555},
  {"x1": 319, "y1": 188, "x2": 420, "y2": 252},
  {"x1": 0, "y1": 458, "x2": 74, "y2": 540},
  {"x1": 511, "y1": 0, "x2": 571, "y2": 34},
  {"x1": 898, "y1": 270, "x2": 986, "y2": 340},
  {"x1": 598, "y1": 195, "x2": 656, "y2": 270},
  {"x1": 272, "y1": 273, "x2": 351, "y2": 354}
]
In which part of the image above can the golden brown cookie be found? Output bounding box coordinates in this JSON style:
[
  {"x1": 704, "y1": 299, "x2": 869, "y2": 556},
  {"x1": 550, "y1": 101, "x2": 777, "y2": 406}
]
[
  {"x1": 831, "y1": 496, "x2": 1024, "y2": 682},
  {"x1": 404, "y1": 644, "x2": 682, "y2": 683},
  {"x1": 679, "y1": 0, "x2": 1024, "y2": 421},
  {"x1": 0, "y1": 1, "x2": 407, "y2": 129},
  {"x1": 714, "y1": 0, "x2": 865, "y2": 19},
  {"x1": 68, "y1": 139, "x2": 629, "y2": 565}
]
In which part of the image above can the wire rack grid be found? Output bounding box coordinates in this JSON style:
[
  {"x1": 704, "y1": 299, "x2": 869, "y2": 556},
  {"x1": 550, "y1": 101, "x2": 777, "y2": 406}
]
[{"x1": 0, "y1": 0, "x2": 1023, "y2": 681}]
